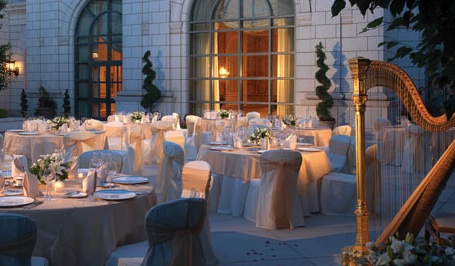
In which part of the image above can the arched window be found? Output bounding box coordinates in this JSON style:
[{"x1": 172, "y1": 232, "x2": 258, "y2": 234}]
[
  {"x1": 75, "y1": 0, "x2": 122, "y2": 119},
  {"x1": 189, "y1": 0, "x2": 295, "y2": 117}
]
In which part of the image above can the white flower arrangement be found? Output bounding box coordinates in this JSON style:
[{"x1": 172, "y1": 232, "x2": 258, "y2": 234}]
[
  {"x1": 282, "y1": 114, "x2": 296, "y2": 126},
  {"x1": 29, "y1": 152, "x2": 73, "y2": 184},
  {"x1": 131, "y1": 111, "x2": 145, "y2": 121},
  {"x1": 219, "y1": 109, "x2": 230, "y2": 119},
  {"x1": 48, "y1": 116, "x2": 70, "y2": 130},
  {"x1": 250, "y1": 127, "x2": 273, "y2": 145},
  {"x1": 362, "y1": 233, "x2": 454, "y2": 266}
]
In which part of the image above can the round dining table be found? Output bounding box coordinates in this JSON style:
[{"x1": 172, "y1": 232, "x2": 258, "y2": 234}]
[
  {"x1": 197, "y1": 144, "x2": 332, "y2": 217},
  {"x1": 3, "y1": 130, "x2": 107, "y2": 165},
  {"x1": 0, "y1": 178, "x2": 157, "y2": 266},
  {"x1": 293, "y1": 127, "x2": 333, "y2": 146}
]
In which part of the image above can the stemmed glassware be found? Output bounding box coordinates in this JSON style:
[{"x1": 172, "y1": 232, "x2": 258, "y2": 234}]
[
  {"x1": 106, "y1": 159, "x2": 118, "y2": 189},
  {"x1": 90, "y1": 151, "x2": 104, "y2": 171},
  {"x1": 40, "y1": 167, "x2": 55, "y2": 201}
]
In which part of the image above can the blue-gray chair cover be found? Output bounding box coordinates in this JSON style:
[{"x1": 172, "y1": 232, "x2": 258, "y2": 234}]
[
  {"x1": 0, "y1": 213, "x2": 37, "y2": 266},
  {"x1": 142, "y1": 198, "x2": 206, "y2": 266}
]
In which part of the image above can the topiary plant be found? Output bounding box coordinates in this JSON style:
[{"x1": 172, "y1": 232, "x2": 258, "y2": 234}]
[
  {"x1": 0, "y1": 108, "x2": 8, "y2": 118},
  {"x1": 62, "y1": 89, "x2": 71, "y2": 118},
  {"x1": 315, "y1": 42, "x2": 334, "y2": 122},
  {"x1": 20, "y1": 89, "x2": 28, "y2": 118},
  {"x1": 35, "y1": 86, "x2": 57, "y2": 118},
  {"x1": 140, "y1": 50, "x2": 161, "y2": 113}
]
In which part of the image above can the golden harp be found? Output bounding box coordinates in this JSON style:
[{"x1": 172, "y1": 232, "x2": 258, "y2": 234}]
[{"x1": 343, "y1": 57, "x2": 455, "y2": 264}]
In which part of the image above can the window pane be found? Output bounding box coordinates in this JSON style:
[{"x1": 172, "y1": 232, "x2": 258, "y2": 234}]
[
  {"x1": 272, "y1": 79, "x2": 294, "y2": 103},
  {"x1": 190, "y1": 57, "x2": 211, "y2": 78},
  {"x1": 242, "y1": 55, "x2": 268, "y2": 77},
  {"x1": 78, "y1": 82, "x2": 90, "y2": 98},
  {"x1": 215, "y1": 55, "x2": 238, "y2": 78},
  {"x1": 78, "y1": 64, "x2": 90, "y2": 80},
  {"x1": 216, "y1": 31, "x2": 239, "y2": 54},
  {"x1": 190, "y1": 33, "x2": 210, "y2": 55},
  {"x1": 76, "y1": 46, "x2": 90, "y2": 61},
  {"x1": 243, "y1": 30, "x2": 268, "y2": 53},
  {"x1": 190, "y1": 80, "x2": 211, "y2": 102},
  {"x1": 272, "y1": 54, "x2": 294, "y2": 77}
]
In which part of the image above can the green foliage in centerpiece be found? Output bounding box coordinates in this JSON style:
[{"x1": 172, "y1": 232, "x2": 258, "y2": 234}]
[
  {"x1": 48, "y1": 116, "x2": 70, "y2": 130},
  {"x1": 29, "y1": 152, "x2": 73, "y2": 184},
  {"x1": 282, "y1": 114, "x2": 296, "y2": 126},
  {"x1": 219, "y1": 109, "x2": 230, "y2": 119},
  {"x1": 131, "y1": 111, "x2": 145, "y2": 121},
  {"x1": 250, "y1": 127, "x2": 273, "y2": 145}
]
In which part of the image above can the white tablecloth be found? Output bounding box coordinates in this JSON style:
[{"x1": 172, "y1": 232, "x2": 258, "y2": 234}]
[
  {"x1": 197, "y1": 145, "x2": 332, "y2": 216},
  {"x1": 294, "y1": 127, "x2": 333, "y2": 146},
  {"x1": 0, "y1": 179, "x2": 157, "y2": 266}
]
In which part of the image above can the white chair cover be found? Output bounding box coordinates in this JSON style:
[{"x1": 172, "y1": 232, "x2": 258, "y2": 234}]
[
  {"x1": 185, "y1": 115, "x2": 201, "y2": 137},
  {"x1": 255, "y1": 150, "x2": 305, "y2": 229},
  {"x1": 402, "y1": 124, "x2": 432, "y2": 174},
  {"x1": 333, "y1": 125, "x2": 352, "y2": 136},
  {"x1": 63, "y1": 131, "x2": 97, "y2": 161},
  {"x1": 147, "y1": 121, "x2": 174, "y2": 165},
  {"x1": 77, "y1": 149, "x2": 133, "y2": 175},
  {"x1": 245, "y1": 111, "x2": 260, "y2": 120},
  {"x1": 327, "y1": 135, "x2": 351, "y2": 173},
  {"x1": 248, "y1": 118, "x2": 270, "y2": 127},
  {"x1": 104, "y1": 121, "x2": 125, "y2": 150},
  {"x1": 90, "y1": 119, "x2": 105, "y2": 130},
  {"x1": 194, "y1": 132, "x2": 213, "y2": 153},
  {"x1": 320, "y1": 144, "x2": 381, "y2": 215},
  {"x1": 142, "y1": 198, "x2": 206, "y2": 266},
  {"x1": 127, "y1": 125, "x2": 143, "y2": 175},
  {"x1": 180, "y1": 161, "x2": 219, "y2": 265},
  {"x1": 161, "y1": 115, "x2": 178, "y2": 129},
  {"x1": 235, "y1": 116, "x2": 249, "y2": 130},
  {"x1": 184, "y1": 132, "x2": 198, "y2": 163},
  {"x1": 158, "y1": 141, "x2": 185, "y2": 203},
  {"x1": 373, "y1": 118, "x2": 391, "y2": 141},
  {"x1": 164, "y1": 130, "x2": 185, "y2": 149}
]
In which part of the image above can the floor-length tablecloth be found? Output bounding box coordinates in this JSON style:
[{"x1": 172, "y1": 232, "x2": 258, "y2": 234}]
[
  {"x1": 197, "y1": 145, "x2": 332, "y2": 216},
  {"x1": 1, "y1": 179, "x2": 157, "y2": 266}
]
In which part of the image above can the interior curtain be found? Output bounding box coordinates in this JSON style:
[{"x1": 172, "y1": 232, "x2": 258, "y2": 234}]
[
  {"x1": 276, "y1": 24, "x2": 292, "y2": 116},
  {"x1": 212, "y1": 31, "x2": 220, "y2": 110}
]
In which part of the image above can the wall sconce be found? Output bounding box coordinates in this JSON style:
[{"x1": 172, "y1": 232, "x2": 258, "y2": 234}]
[
  {"x1": 6, "y1": 60, "x2": 19, "y2": 76},
  {"x1": 92, "y1": 52, "x2": 99, "y2": 61},
  {"x1": 219, "y1": 67, "x2": 230, "y2": 78}
]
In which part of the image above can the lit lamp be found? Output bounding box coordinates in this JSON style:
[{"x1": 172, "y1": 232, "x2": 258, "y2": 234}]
[
  {"x1": 92, "y1": 52, "x2": 99, "y2": 61},
  {"x1": 219, "y1": 67, "x2": 230, "y2": 78},
  {"x1": 6, "y1": 60, "x2": 19, "y2": 76}
]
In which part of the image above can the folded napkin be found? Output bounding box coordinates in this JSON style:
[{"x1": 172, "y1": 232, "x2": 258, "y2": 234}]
[
  {"x1": 97, "y1": 163, "x2": 109, "y2": 183},
  {"x1": 22, "y1": 172, "x2": 41, "y2": 197},
  {"x1": 0, "y1": 172, "x2": 4, "y2": 190},
  {"x1": 285, "y1": 134, "x2": 297, "y2": 150},
  {"x1": 12, "y1": 155, "x2": 28, "y2": 178},
  {"x1": 60, "y1": 123, "x2": 68, "y2": 133},
  {"x1": 69, "y1": 160, "x2": 78, "y2": 180},
  {"x1": 82, "y1": 170, "x2": 97, "y2": 195}
]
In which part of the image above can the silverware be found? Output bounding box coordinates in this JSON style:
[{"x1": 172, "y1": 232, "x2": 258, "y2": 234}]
[{"x1": 23, "y1": 200, "x2": 44, "y2": 209}]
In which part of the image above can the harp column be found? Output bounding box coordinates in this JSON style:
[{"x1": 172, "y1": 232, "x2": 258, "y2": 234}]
[{"x1": 342, "y1": 57, "x2": 371, "y2": 264}]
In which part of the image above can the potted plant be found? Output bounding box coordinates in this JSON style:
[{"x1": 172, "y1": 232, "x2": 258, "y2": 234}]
[
  {"x1": 35, "y1": 86, "x2": 57, "y2": 118},
  {"x1": 140, "y1": 50, "x2": 161, "y2": 113},
  {"x1": 20, "y1": 89, "x2": 28, "y2": 118},
  {"x1": 62, "y1": 89, "x2": 71, "y2": 118},
  {"x1": 315, "y1": 42, "x2": 335, "y2": 129}
]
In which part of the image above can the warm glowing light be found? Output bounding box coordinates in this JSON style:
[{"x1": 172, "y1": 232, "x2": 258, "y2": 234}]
[
  {"x1": 219, "y1": 67, "x2": 230, "y2": 78},
  {"x1": 92, "y1": 52, "x2": 99, "y2": 61},
  {"x1": 6, "y1": 60, "x2": 19, "y2": 76}
]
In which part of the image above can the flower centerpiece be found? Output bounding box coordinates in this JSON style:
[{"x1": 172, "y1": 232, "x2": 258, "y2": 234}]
[
  {"x1": 360, "y1": 233, "x2": 454, "y2": 266},
  {"x1": 48, "y1": 116, "x2": 70, "y2": 130},
  {"x1": 282, "y1": 114, "x2": 296, "y2": 126},
  {"x1": 131, "y1": 111, "x2": 145, "y2": 122},
  {"x1": 29, "y1": 152, "x2": 73, "y2": 185},
  {"x1": 250, "y1": 127, "x2": 273, "y2": 145},
  {"x1": 219, "y1": 109, "x2": 230, "y2": 119}
]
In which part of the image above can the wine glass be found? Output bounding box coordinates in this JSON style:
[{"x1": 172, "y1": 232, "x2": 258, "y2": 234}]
[
  {"x1": 40, "y1": 167, "x2": 55, "y2": 201},
  {"x1": 106, "y1": 160, "x2": 118, "y2": 189},
  {"x1": 90, "y1": 151, "x2": 104, "y2": 170}
]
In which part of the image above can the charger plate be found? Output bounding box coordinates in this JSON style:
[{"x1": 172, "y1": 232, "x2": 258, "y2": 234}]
[
  {"x1": 93, "y1": 189, "x2": 136, "y2": 201},
  {"x1": 112, "y1": 176, "x2": 149, "y2": 185},
  {"x1": 0, "y1": 196, "x2": 34, "y2": 208}
]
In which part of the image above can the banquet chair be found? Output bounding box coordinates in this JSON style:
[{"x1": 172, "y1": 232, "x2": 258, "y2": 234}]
[
  {"x1": 161, "y1": 115, "x2": 178, "y2": 129},
  {"x1": 373, "y1": 118, "x2": 391, "y2": 141},
  {"x1": 402, "y1": 124, "x2": 432, "y2": 174},
  {"x1": 245, "y1": 111, "x2": 260, "y2": 120},
  {"x1": 89, "y1": 119, "x2": 105, "y2": 130},
  {"x1": 181, "y1": 161, "x2": 219, "y2": 265},
  {"x1": 158, "y1": 141, "x2": 185, "y2": 203},
  {"x1": 77, "y1": 149, "x2": 132, "y2": 174},
  {"x1": 63, "y1": 131, "x2": 97, "y2": 161},
  {"x1": 194, "y1": 131, "x2": 214, "y2": 154},
  {"x1": 326, "y1": 134, "x2": 351, "y2": 173},
  {"x1": 0, "y1": 213, "x2": 49, "y2": 266},
  {"x1": 333, "y1": 125, "x2": 352, "y2": 137},
  {"x1": 248, "y1": 118, "x2": 270, "y2": 127},
  {"x1": 146, "y1": 121, "x2": 174, "y2": 165},
  {"x1": 103, "y1": 121, "x2": 125, "y2": 150},
  {"x1": 164, "y1": 130, "x2": 185, "y2": 149},
  {"x1": 255, "y1": 149, "x2": 305, "y2": 229},
  {"x1": 320, "y1": 144, "x2": 381, "y2": 215},
  {"x1": 106, "y1": 198, "x2": 208, "y2": 266},
  {"x1": 127, "y1": 124, "x2": 144, "y2": 175},
  {"x1": 185, "y1": 115, "x2": 201, "y2": 137}
]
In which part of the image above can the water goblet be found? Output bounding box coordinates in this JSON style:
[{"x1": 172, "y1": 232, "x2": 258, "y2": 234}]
[
  {"x1": 40, "y1": 168, "x2": 55, "y2": 201},
  {"x1": 106, "y1": 160, "x2": 118, "y2": 189}
]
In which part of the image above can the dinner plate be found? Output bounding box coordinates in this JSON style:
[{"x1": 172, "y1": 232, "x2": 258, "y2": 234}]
[
  {"x1": 18, "y1": 131, "x2": 40, "y2": 135},
  {"x1": 64, "y1": 191, "x2": 88, "y2": 198},
  {"x1": 256, "y1": 150, "x2": 268, "y2": 154},
  {"x1": 7, "y1": 129, "x2": 24, "y2": 132},
  {"x1": 112, "y1": 176, "x2": 149, "y2": 185},
  {"x1": 298, "y1": 147, "x2": 322, "y2": 152},
  {"x1": 209, "y1": 146, "x2": 235, "y2": 152},
  {"x1": 209, "y1": 141, "x2": 228, "y2": 146},
  {"x1": 297, "y1": 142, "x2": 313, "y2": 146},
  {"x1": 2, "y1": 189, "x2": 24, "y2": 196},
  {"x1": 93, "y1": 189, "x2": 136, "y2": 200},
  {"x1": 98, "y1": 182, "x2": 116, "y2": 188},
  {"x1": 0, "y1": 196, "x2": 35, "y2": 208}
]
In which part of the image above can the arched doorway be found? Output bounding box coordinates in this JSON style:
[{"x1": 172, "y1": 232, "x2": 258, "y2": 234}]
[{"x1": 74, "y1": 0, "x2": 122, "y2": 119}]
